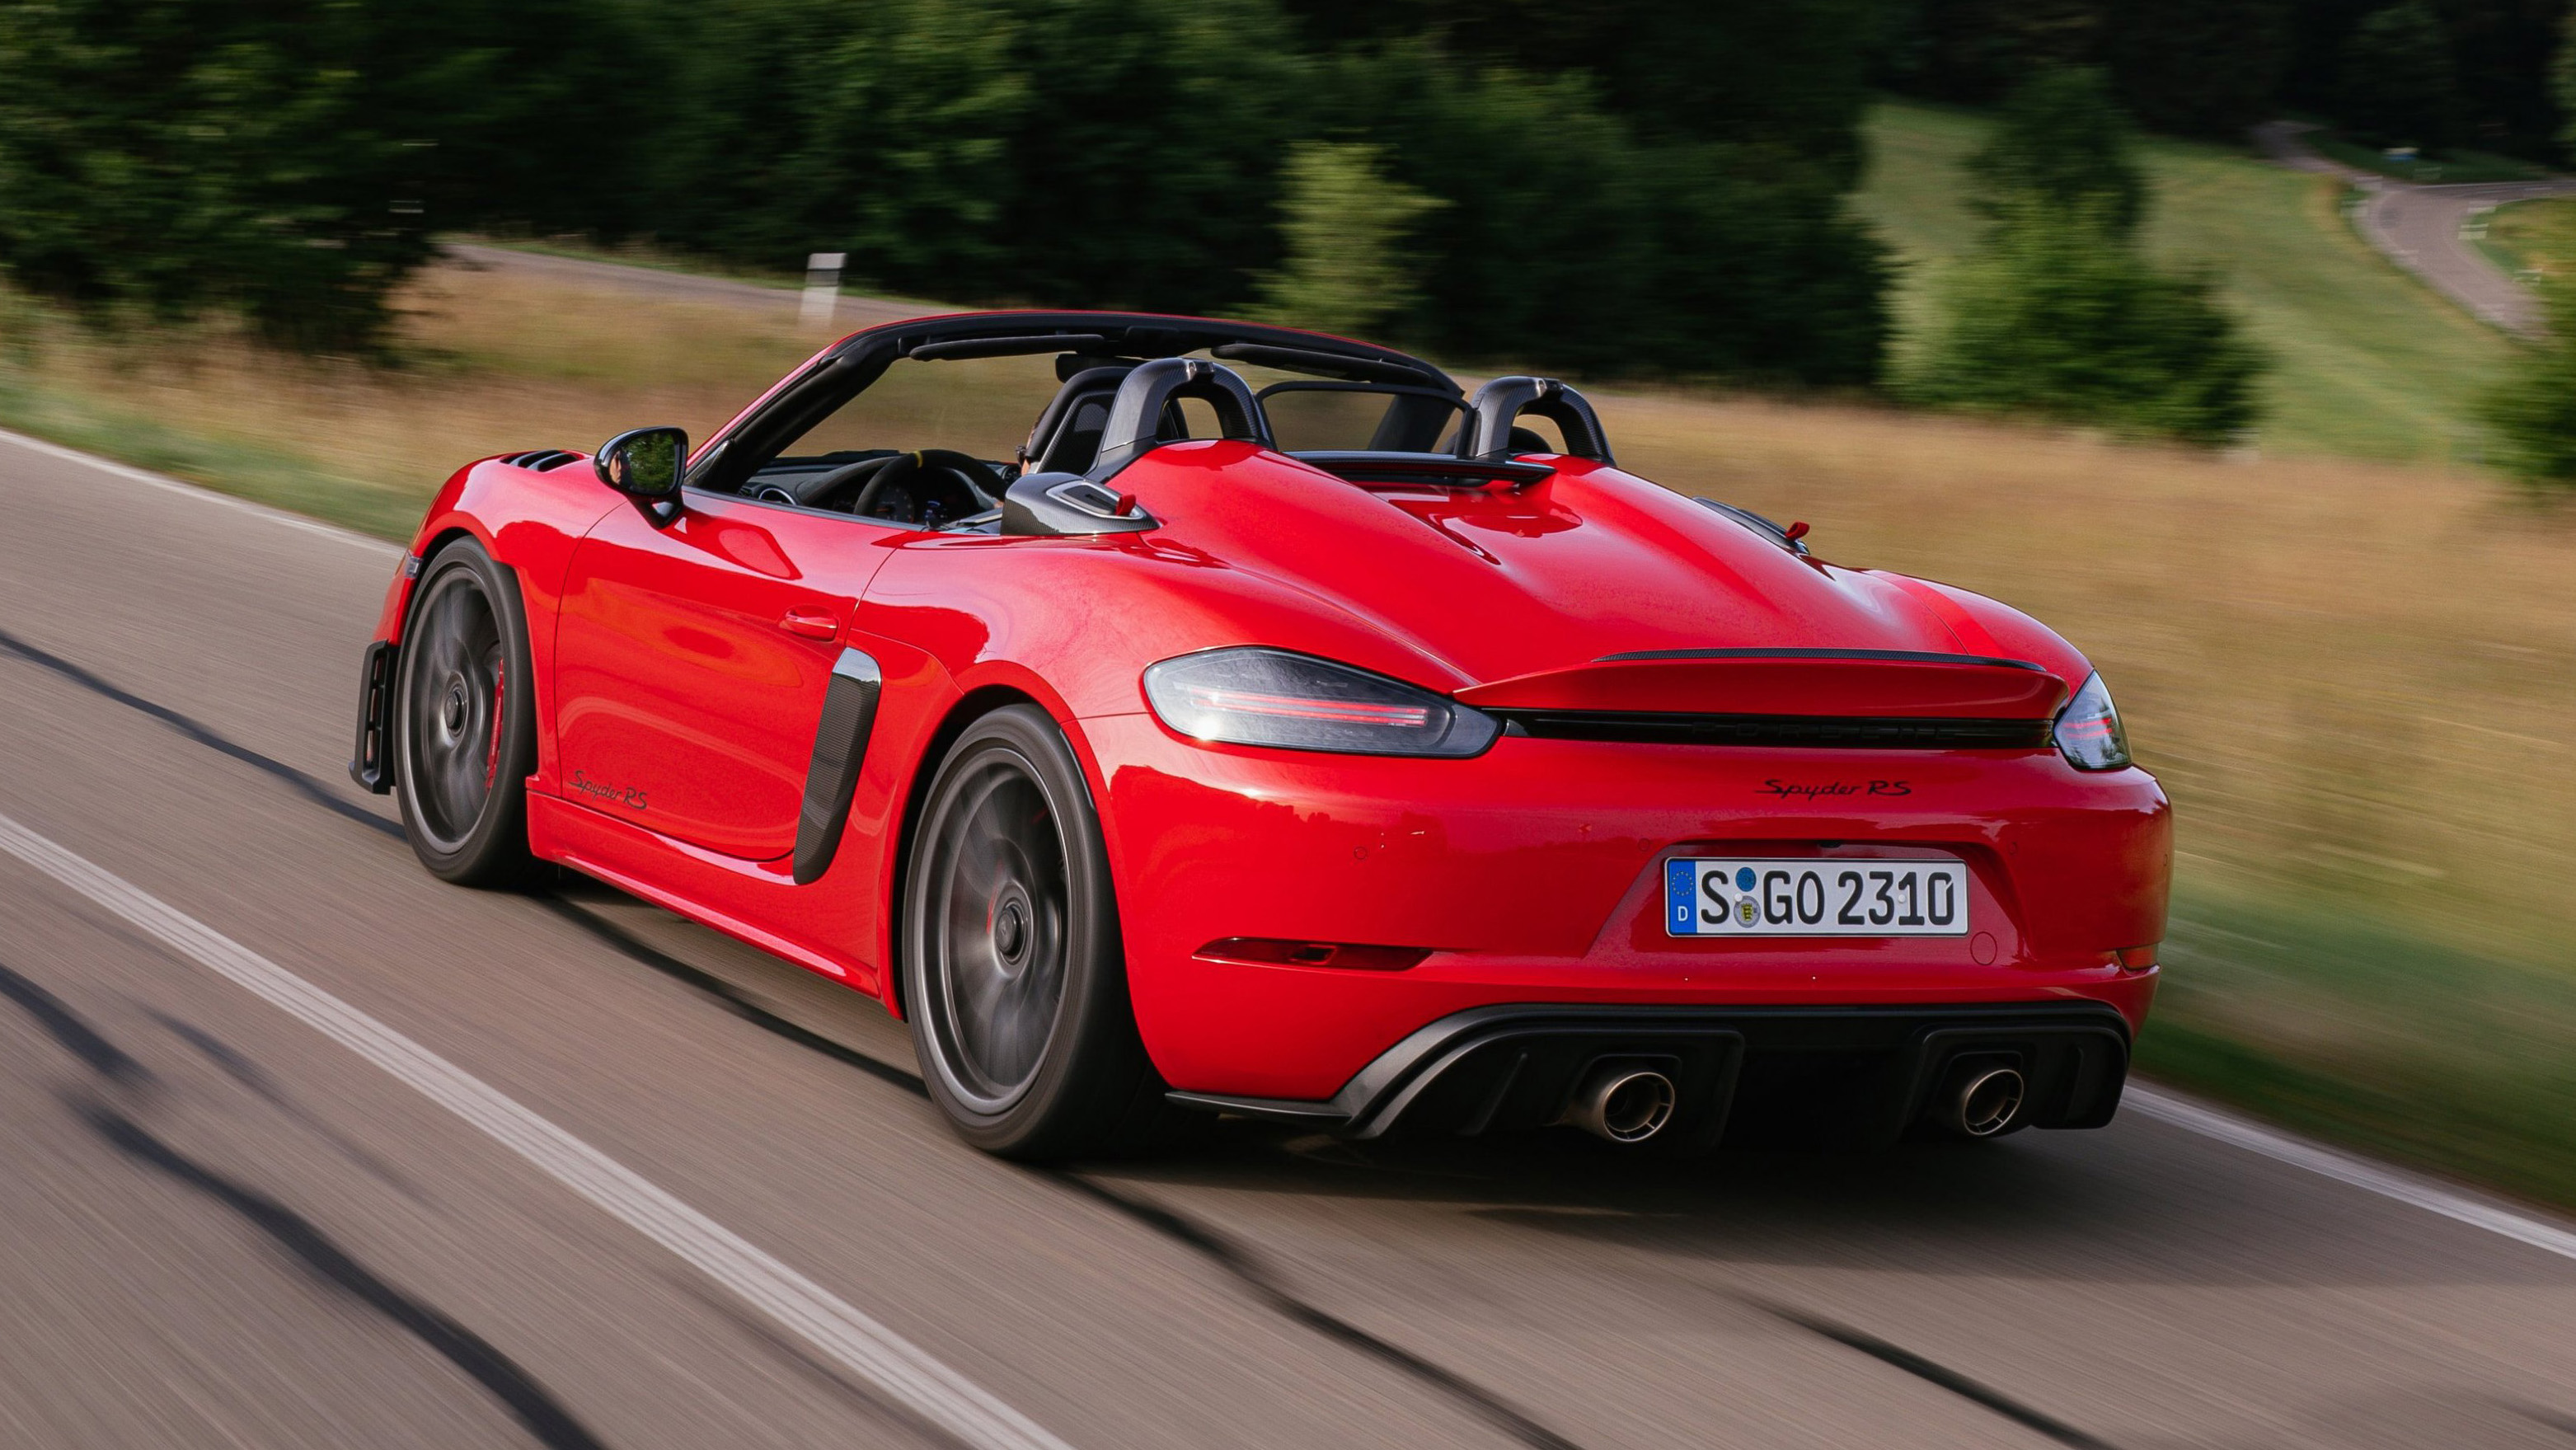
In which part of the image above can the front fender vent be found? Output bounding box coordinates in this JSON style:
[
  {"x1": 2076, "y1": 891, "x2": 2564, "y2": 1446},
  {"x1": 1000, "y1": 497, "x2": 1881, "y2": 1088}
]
[
  {"x1": 500, "y1": 449, "x2": 582, "y2": 472},
  {"x1": 1494, "y1": 711, "x2": 2053, "y2": 750}
]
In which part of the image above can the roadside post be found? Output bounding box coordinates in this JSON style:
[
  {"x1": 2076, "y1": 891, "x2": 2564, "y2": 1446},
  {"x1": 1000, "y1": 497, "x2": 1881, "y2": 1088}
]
[{"x1": 801, "y1": 252, "x2": 845, "y2": 328}]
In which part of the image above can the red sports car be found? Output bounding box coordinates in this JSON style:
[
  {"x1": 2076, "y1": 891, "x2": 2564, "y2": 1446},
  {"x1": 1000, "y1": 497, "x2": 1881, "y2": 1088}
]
[{"x1": 353, "y1": 312, "x2": 2168, "y2": 1158}]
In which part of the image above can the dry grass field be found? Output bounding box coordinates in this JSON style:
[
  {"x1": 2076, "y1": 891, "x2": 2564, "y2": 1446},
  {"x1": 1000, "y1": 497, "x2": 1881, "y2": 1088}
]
[{"x1": 5, "y1": 251, "x2": 2574, "y2": 1202}]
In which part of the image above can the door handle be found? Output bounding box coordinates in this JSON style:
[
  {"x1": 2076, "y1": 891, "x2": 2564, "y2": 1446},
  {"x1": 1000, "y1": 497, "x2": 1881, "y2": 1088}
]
[{"x1": 779, "y1": 608, "x2": 840, "y2": 641}]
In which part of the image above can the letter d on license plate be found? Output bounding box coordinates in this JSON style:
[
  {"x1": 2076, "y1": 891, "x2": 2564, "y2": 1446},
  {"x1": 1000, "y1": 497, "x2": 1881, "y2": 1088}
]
[{"x1": 1664, "y1": 858, "x2": 1969, "y2": 937}]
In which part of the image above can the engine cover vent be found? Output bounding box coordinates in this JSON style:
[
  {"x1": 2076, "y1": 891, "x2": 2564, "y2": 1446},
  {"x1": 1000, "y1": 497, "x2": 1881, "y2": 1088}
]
[{"x1": 500, "y1": 449, "x2": 581, "y2": 472}]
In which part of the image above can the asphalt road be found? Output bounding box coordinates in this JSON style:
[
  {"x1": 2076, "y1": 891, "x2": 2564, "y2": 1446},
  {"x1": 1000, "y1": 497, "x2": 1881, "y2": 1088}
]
[
  {"x1": 3, "y1": 434, "x2": 2575, "y2": 1450},
  {"x1": 2253, "y1": 121, "x2": 2576, "y2": 335}
]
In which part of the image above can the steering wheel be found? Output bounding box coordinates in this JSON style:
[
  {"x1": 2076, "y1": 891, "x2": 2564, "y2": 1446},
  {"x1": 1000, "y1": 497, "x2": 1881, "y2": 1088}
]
[
  {"x1": 847, "y1": 449, "x2": 996, "y2": 523},
  {"x1": 786, "y1": 452, "x2": 904, "y2": 510}
]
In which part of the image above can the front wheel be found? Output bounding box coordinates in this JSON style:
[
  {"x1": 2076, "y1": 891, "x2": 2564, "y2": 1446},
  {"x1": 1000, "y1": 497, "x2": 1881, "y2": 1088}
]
[
  {"x1": 903, "y1": 706, "x2": 1161, "y2": 1158},
  {"x1": 393, "y1": 540, "x2": 538, "y2": 886}
]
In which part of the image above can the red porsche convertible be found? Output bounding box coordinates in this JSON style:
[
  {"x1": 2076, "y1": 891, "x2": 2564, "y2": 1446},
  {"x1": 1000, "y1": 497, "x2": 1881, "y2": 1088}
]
[{"x1": 352, "y1": 312, "x2": 2168, "y2": 1157}]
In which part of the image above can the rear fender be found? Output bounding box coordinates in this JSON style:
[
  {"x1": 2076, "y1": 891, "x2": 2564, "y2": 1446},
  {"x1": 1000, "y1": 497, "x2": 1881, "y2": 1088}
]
[{"x1": 867, "y1": 664, "x2": 1124, "y2": 1021}]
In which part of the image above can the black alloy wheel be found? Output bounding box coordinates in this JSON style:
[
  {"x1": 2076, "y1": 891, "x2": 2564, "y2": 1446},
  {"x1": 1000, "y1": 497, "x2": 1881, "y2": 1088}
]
[
  {"x1": 903, "y1": 705, "x2": 1164, "y2": 1157},
  {"x1": 394, "y1": 541, "x2": 538, "y2": 885}
]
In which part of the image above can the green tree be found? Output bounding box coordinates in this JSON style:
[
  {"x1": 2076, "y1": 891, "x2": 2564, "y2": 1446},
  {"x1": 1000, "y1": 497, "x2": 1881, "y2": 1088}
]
[
  {"x1": 0, "y1": 0, "x2": 653, "y2": 350},
  {"x1": 650, "y1": 0, "x2": 1893, "y2": 378},
  {"x1": 646, "y1": 0, "x2": 851, "y2": 264},
  {"x1": 1907, "y1": 202, "x2": 2265, "y2": 443},
  {"x1": 1879, "y1": 0, "x2": 2106, "y2": 104},
  {"x1": 1344, "y1": 48, "x2": 1892, "y2": 382},
  {"x1": 986, "y1": 0, "x2": 1312, "y2": 312},
  {"x1": 660, "y1": 0, "x2": 1309, "y2": 315},
  {"x1": 1251, "y1": 143, "x2": 1444, "y2": 337},
  {"x1": 2435, "y1": 0, "x2": 2562, "y2": 158},
  {"x1": 2556, "y1": 2, "x2": 2576, "y2": 157},
  {"x1": 419, "y1": 0, "x2": 665, "y2": 239},
  {"x1": 2338, "y1": 2, "x2": 2464, "y2": 148},
  {"x1": 1964, "y1": 67, "x2": 2147, "y2": 237},
  {"x1": 2479, "y1": 276, "x2": 2576, "y2": 490},
  {"x1": 2101, "y1": 0, "x2": 2292, "y2": 138},
  {"x1": 1913, "y1": 72, "x2": 2264, "y2": 442},
  {"x1": 2284, "y1": 0, "x2": 2560, "y2": 161},
  {"x1": 0, "y1": 0, "x2": 432, "y2": 348},
  {"x1": 1282, "y1": 0, "x2": 1887, "y2": 186},
  {"x1": 1889, "y1": 0, "x2": 2295, "y2": 139}
]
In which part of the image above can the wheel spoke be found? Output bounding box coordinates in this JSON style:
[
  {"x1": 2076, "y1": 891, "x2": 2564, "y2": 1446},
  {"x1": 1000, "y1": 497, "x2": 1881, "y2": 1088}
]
[
  {"x1": 920, "y1": 744, "x2": 1087, "y2": 1107},
  {"x1": 403, "y1": 573, "x2": 508, "y2": 848}
]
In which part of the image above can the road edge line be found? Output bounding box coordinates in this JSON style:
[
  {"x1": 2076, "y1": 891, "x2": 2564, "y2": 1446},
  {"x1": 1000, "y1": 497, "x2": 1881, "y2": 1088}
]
[
  {"x1": 2125, "y1": 1084, "x2": 2576, "y2": 1264},
  {"x1": 0, "y1": 425, "x2": 399, "y2": 556},
  {"x1": 0, "y1": 808, "x2": 1074, "y2": 1450}
]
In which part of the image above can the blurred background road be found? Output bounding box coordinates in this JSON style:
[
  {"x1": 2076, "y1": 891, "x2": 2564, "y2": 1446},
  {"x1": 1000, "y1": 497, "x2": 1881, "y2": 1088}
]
[
  {"x1": 2253, "y1": 121, "x2": 2576, "y2": 333},
  {"x1": 3, "y1": 434, "x2": 2574, "y2": 1450}
]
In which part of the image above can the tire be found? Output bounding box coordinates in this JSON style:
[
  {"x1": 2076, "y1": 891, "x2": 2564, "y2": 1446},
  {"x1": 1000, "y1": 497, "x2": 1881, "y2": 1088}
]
[
  {"x1": 903, "y1": 705, "x2": 1164, "y2": 1158},
  {"x1": 393, "y1": 539, "x2": 539, "y2": 887}
]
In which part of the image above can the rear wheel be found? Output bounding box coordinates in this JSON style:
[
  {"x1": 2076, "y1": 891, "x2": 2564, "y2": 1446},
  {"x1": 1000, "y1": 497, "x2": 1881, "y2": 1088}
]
[
  {"x1": 903, "y1": 706, "x2": 1162, "y2": 1158},
  {"x1": 394, "y1": 540, "x2": 537, "y2": 886}
]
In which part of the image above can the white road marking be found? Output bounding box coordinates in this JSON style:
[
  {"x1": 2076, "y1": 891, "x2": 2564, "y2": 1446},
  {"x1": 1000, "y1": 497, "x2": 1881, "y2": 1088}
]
[
  {"x1": 0, "y1": 809, "x2": 1075, "y2": 1450},
  {"x1": 0, "y1": 426, "x2": 398, "y2": 556},
  {"x1": 2126, "y1": 1086, "x2": 2576, "y2": 1264}
]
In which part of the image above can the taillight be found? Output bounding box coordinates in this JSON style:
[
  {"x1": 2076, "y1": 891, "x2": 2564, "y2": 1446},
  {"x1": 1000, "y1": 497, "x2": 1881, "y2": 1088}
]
[
  {"x1": 2053, "y1": 671, "x2": 2132, "y2": 771},
  {"x1": 1143, "y1": 648, "x2": 1499, "y2": 758}
]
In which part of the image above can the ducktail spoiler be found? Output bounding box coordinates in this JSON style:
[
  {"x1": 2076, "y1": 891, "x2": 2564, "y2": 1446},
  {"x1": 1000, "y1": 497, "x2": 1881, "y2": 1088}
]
[{"x1": 1453, "y1": 650, "x2": 2071, "y2": 718}]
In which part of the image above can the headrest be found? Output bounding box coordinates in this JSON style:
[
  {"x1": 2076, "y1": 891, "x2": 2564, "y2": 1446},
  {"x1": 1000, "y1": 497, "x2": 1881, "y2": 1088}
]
[
  {"x1": 1456, "y1": 376, "x2": 1614, "y2": 464},
  {"x1": 1091, "y1": 358, "x2": 1271, "y2": 477}
]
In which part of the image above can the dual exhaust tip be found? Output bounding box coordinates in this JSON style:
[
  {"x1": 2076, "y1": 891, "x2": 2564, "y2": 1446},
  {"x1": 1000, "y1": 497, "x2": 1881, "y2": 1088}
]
[
  {"x1": 1559, "y1": 1058, "x2": 2027, "y2": 1145},
  {"x1": 1562, "y1": 1063, "x2": 1678, "y2": 1144},
  {"x1": 1938, "y1": 1062, "x2": 2026, "y2": 1138}
]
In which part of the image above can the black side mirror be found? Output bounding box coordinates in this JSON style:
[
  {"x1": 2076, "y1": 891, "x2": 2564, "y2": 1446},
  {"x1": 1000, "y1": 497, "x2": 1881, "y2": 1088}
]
[{"x1": 595, "y1": 426, "x2": 688, "y2": 526}]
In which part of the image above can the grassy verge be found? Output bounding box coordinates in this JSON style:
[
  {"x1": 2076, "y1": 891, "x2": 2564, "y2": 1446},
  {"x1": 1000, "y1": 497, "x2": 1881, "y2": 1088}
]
[
  {"x1": 2477, "y1": 195, "x2": 2576, "y2": 283},
  {"x1": 0, "y1": 368, "x2": 422, "y2": 537},
  {"x1": 0, "y1": 265, "x2": 825, "y2": 539},
  {"x1": 2147, "y1": 885, "x2": 2576, "y2": 1208},
  {"x1": 1853, "y1": 100, "x2": 2511, "y2": 462},
  {"x1": 2, "y1": 214, "x2": 2574, "y2": 1210}
]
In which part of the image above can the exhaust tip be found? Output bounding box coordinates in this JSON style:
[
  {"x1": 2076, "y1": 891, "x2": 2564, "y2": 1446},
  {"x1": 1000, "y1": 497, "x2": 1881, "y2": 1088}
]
[
  {"x1": 1943, "y1": 1064, "x2": 2026, "y2": 1138},
  {"x1": 1565, "y1": 1065, "x2": 1677, "y2": 1144}
]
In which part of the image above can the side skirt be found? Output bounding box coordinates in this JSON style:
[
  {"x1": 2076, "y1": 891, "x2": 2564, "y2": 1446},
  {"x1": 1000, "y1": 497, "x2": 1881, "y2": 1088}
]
[{"x1": 528, "y1": 793, "x2": 882, "y2": 998}]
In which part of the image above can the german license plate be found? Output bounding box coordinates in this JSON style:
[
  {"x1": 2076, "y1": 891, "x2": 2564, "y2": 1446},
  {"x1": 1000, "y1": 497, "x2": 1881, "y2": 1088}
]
[{"x1": 1665, "y1": 858, "x2": 1968, "y2": 937}]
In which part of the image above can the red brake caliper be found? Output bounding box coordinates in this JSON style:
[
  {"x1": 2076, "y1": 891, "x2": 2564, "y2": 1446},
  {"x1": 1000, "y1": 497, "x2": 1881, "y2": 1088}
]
[{"x1": 484, "y1": 664, "x2": 507, "y2": 788}]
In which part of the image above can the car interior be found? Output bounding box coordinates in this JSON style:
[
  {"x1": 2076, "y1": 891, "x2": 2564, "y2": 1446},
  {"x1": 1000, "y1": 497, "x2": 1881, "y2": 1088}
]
[{"x1": 692, "y1": 324, "x2": 1603, "y2": 534}]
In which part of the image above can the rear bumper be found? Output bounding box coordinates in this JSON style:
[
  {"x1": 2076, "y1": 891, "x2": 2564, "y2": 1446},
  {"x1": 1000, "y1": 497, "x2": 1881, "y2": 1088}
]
[
  {"x1": 1083, "y1": 713, "x2": 2170, "y2": 1100},
  {"x1": 1168, "y1": 1001, "x2": 2132, "y2": 1146}
]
